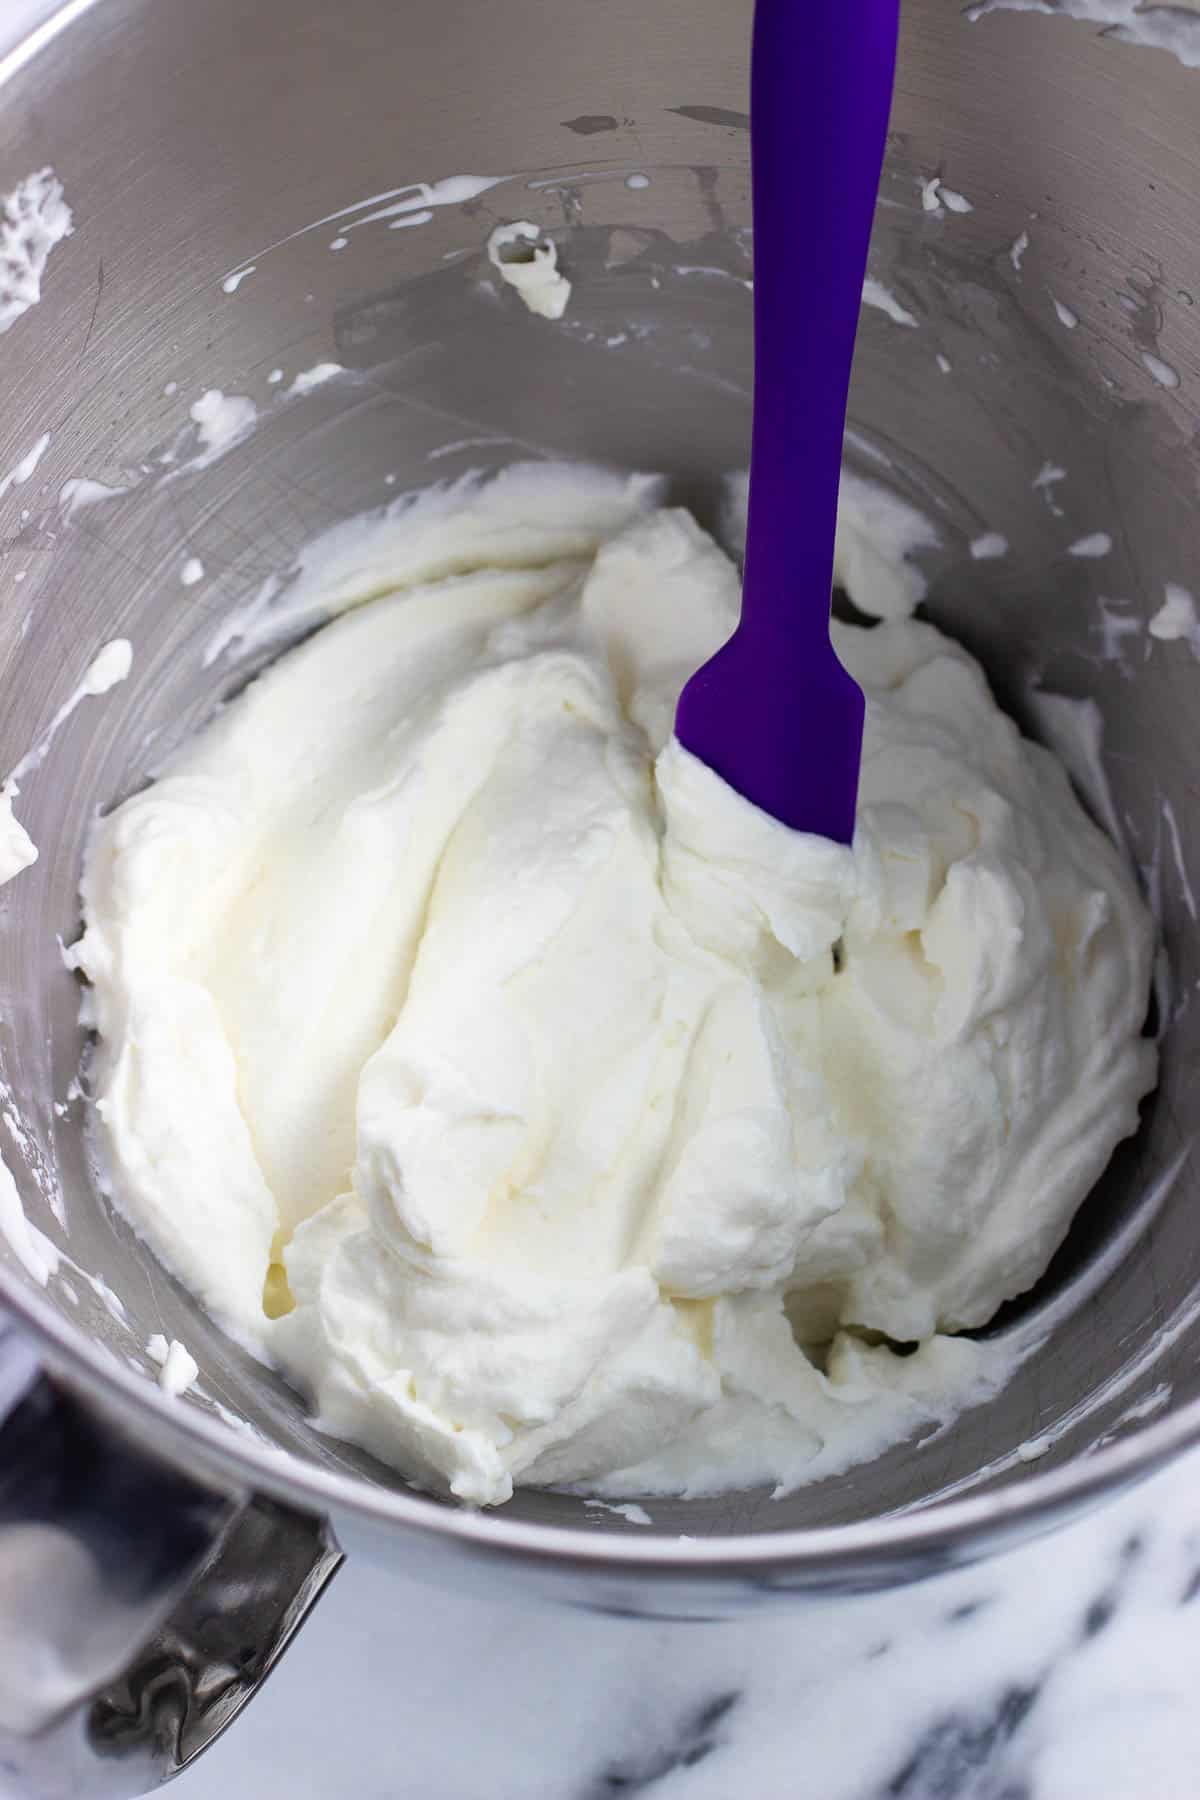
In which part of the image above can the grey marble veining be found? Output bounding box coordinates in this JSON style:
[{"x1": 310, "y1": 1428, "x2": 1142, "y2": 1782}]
[{"x1": 158, "y1": 1447, "x2": 1200, "y2": 1800}]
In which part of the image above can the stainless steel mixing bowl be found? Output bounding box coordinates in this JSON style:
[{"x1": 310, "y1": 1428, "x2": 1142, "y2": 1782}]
[{"x1": 1, "y1": 0, "x2": 1199, "y2": 1792}]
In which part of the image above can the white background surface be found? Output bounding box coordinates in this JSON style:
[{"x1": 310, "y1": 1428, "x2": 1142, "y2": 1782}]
[{"x1": 168, "y1": 1450, "x2": 1200, "y2": 1800}]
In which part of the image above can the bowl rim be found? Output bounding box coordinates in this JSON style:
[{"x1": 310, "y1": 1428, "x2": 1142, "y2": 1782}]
[{"x1": 5, "y1": 1264, "x2": 1197, "y2": 1579}]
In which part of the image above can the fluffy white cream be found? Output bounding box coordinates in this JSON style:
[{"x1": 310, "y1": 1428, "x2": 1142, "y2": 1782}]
[
  {"x1": 73, "y1": 466, "x2": 1156, "y2": 1506},
  {"x1": 487, "y1": 222, "x2": 572, "y2": 319},
  {"x1": 0, "y1": 786, "x2": 37, "y2": 889}
]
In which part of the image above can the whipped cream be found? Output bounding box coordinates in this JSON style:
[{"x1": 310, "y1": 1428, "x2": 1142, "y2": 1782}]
[
  {"x1": 147, "y1": 1334, "x2": 200, "y2": 1397},
  {"x1": 487, "y1": 223, "x2": 572, "y2": 319},
  {"x1": 73, "y1": 466, "x2": 1156, "y2": 1506},
  {"x1": 0, "y1": 786, "x2": 37, "y2": 889},
  {"x1": 0, "y1": 168, "x2": 73, "y2": 337}
]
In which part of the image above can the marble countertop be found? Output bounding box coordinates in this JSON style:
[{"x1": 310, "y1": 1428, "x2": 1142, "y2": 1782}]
[{"x1": 170, "y1": 1449, "x2": 1200, "y2": 1800}]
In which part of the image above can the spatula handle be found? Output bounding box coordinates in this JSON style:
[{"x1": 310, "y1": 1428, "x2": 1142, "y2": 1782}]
[{"x1": 740, "y1": 0, "x2": 901, "y2": 653}]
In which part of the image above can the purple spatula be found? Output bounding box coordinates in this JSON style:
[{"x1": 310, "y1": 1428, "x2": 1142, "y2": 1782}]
[{"x1": 674, "y1": 0, "x2": 901, "y2": 843}]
